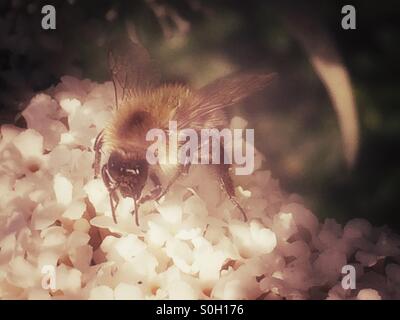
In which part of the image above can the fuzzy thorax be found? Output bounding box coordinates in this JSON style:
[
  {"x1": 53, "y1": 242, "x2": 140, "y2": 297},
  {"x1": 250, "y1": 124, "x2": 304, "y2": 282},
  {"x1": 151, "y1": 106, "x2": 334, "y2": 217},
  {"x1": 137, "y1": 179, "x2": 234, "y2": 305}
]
[{"x1": 103, "y1": 84, "x2": 192, "y2": 152}]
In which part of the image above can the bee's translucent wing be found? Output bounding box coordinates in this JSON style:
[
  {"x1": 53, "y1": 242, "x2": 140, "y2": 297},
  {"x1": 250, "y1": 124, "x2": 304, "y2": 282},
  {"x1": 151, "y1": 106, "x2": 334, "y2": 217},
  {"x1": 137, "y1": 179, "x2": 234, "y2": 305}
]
[
  {"x1": 109, "y1": 34, "x2": 160, "y2": 108},
  {"x1": 174, "y1": 72, "x2": 276, "y2": 130}
]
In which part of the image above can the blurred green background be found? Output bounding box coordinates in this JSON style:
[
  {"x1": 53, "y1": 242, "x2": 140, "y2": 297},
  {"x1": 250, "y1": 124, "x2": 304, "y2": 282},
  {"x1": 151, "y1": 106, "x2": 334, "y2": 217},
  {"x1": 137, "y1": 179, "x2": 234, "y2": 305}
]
[{"x1": 1, "y1": 0, "x2": 399, "y2": 231}]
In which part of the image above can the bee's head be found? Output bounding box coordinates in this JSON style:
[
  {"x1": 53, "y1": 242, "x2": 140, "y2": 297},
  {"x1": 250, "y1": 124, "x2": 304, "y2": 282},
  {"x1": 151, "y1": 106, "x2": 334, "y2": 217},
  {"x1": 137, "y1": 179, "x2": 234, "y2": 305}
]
[{"x1": 107, "y1": 151, "x2": 149, "y2": 199}]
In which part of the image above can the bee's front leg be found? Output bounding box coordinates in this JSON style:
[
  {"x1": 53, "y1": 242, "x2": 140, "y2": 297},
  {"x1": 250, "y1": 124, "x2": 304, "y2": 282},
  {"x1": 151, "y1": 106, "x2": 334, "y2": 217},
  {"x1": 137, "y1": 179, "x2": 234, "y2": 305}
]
[
  {"x1": 154, "y1": 163, "x2": 190, "y2": 202},
  {"x1": 109, "y1": 191, "x2": 119, "y2": 224},
  {"x1": 138, "y1": 173, "x2": 163, "y2": 205},
  {"x1": 101, "y1": 164, "x2": 119, "y2": 223},
  {"x1": 93, "y1": 130, "x2": 104, "y2": 178},
  {"x1": 132, "y1": 197, "x2": 139, "y2": 226}
]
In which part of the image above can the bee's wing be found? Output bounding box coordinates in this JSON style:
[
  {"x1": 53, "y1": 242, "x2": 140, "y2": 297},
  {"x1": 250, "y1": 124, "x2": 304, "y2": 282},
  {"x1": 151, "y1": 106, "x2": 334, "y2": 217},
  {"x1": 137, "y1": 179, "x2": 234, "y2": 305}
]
[
  {"x1": 109, "y1": 32, "x2": 160, "y2": 108},
  {"x1": 174, "y1": 72, "x2": 276, "y2": 130}
]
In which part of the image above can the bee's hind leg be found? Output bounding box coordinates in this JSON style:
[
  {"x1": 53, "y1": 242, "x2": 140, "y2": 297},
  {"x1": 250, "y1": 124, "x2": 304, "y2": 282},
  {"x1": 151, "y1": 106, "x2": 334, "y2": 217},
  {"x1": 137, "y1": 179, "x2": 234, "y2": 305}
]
[
  {"x1": 93, "y1": 130, "x2": 104, "y2": 178},
  {"x1": 218, "y1": 163, "x2": 248, "y2": 222}
]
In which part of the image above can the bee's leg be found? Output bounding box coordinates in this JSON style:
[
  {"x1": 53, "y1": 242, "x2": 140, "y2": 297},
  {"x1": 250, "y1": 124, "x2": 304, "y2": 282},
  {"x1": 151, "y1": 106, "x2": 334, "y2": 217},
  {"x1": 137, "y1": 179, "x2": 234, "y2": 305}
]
[
  {"x1": 138, "y1": 173, "x2": 163, "y2": 205},
  {"x1": 155, "y1": 163, "x2": 191, "y2": 202},
  {"x1": 132, "y1": 197, "x2": 139, "y2": 226},
  {"x1": 216, "y1": 141, "x2": 248, "y2": 222},
  {"x1": 109, "y1": 191, "x2": 119, "y2": 224},
  {"x1": 93, "y1": 130, "x2": 104, "y2": 178},
  {"x1": 101, "y1": 164, "x2": 119, "y2": 223},
  {"x1": 218, "y1": 163, "x2": 248, "y2": 222}
]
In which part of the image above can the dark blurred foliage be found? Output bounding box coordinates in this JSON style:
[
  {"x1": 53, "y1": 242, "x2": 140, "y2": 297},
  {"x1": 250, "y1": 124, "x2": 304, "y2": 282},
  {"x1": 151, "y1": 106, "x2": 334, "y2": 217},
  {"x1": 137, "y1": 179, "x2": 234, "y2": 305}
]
[{"x1": 0, "y1": 0, "x2": 399, "y2": 231}]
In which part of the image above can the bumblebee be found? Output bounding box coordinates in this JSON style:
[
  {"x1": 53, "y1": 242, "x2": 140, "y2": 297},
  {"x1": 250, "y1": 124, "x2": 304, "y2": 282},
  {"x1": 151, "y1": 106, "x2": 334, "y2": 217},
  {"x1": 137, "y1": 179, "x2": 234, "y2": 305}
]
[{"x1": 93, "y1": 37, "x2": 274, "y2": 225}]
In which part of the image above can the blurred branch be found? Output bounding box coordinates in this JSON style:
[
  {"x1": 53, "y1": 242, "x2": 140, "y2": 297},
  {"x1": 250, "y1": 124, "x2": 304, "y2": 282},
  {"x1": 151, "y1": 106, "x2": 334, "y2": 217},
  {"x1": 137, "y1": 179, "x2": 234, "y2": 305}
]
[{"x1": 284, "y1": 11, "x2": 360, "y2": 168}]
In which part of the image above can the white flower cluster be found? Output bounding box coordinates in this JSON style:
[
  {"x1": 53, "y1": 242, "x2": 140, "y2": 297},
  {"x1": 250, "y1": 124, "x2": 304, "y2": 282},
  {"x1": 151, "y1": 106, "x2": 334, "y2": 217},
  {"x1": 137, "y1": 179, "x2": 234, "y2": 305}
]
[{"x1": 0, "y1": 76, "x2": 399, "y2": 300}]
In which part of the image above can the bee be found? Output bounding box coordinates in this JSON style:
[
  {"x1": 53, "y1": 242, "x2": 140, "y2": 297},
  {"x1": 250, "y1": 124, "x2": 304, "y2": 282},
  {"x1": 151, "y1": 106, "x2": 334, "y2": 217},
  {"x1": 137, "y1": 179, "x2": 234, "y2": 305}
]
[{"x1": 93, "y1": 36, "x2": 275, "y2": 226}]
